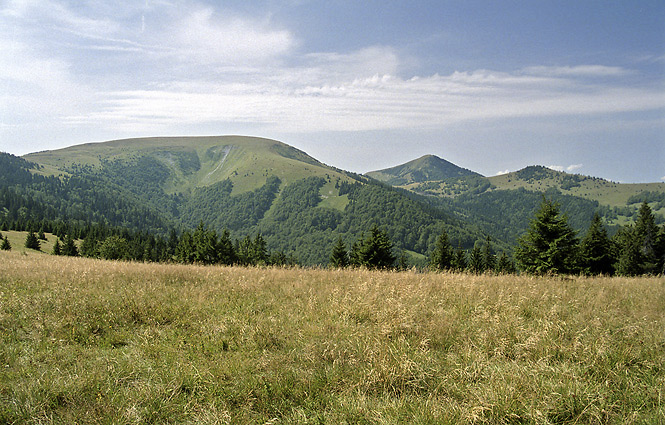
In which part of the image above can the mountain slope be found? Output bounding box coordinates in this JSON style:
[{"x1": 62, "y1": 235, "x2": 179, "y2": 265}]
[
  {"x1": 366, "y1": 155, "x2": 481, "y2": 186},
  {"x1": 8, "y1": 137, "x2": 492, "y2": 265},
  {"x1": 25, "y1": 136, "x2": 351, "y2": 195}
]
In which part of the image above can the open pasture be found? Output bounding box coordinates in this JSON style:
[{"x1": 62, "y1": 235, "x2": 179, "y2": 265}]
[{"x1": 0, "y1": 252, "x2": 663, "y2": 424}]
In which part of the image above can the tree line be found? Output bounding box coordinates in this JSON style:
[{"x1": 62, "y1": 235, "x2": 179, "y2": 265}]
[{"x1": 328, "y1": 198, "x2": 664, "y2": 276}]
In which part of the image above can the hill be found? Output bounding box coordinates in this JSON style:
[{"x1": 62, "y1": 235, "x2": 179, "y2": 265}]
[
  {"x1": 366, "y1": 154, "x2": 481, "y2": 186},
  {"x1": 25, "y1": 136, "x2": 350, "y2": 195},
  {"x1": 367, "y1": 159, "x2": 665, "y2": 243},
  {"x1": 3, "y1": 137, "x2": 493, "y2": 265}
]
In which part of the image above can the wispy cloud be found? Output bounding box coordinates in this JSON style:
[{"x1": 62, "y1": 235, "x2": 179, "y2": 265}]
[
  {"x1": 523, "y1": 65, "x2": 633, "y2": 78},
  {"x1": 547, "y1": 164, "x2": 584, "y2": 173}
]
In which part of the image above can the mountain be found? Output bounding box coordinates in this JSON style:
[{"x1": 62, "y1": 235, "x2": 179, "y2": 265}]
[
  {"x1": 367, "y1": 158, "x2": 665, "y2": 244},
  {"x1": 25, "y1": 136, "x2": 351, "y2": 195},
  {"x1": 3, "y1": 136, "x2": 492, "y2": 265},
  {"x1": 4, "y1": 138, "x2": 663, "y2": 265},
  {"x1": 366, "y1": 154, "x2": 481, "y2": 186}
]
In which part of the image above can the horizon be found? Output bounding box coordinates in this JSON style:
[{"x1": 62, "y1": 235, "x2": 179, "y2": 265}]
[{"x1": 1, "y1": 1, "x2": 664, "y2": 183}]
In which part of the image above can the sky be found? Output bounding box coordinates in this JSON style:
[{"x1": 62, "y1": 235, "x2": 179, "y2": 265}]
[{"x1": 1, "y1": 0, "x2": 664, "y2": 182}]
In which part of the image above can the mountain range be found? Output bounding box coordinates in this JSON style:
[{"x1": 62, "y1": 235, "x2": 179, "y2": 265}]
[{"x1": 2, "y1": 135, "x2": 663, "y2": 265}]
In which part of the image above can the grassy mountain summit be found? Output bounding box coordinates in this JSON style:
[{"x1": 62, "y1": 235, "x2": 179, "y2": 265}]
[
  {"x1": 25, "y1": 136, "x2": 350, "y2": 195},
  {"x1": 366, "y1": 154, "x2": 481, "y2": 186}
]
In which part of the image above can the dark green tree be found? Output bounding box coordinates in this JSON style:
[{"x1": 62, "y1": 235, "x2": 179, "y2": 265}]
[
  {"x1": 515, "y1": 198, "x2": 579, "y2": 275},
  {"x1": 330, "y1": 236, "x2": 349, "y2": 268},
  {"x1": 25, "y1": 231, "x2": 40, "y2": 251},
  {"x1": 217, "y1": 229, "x2": 236, "y2": 265},
  {"x1": 251, "y1": 233, "x2": 269, "y2": 265},
  {"x1": 579, "y1": 213, "x2": 614, "y2": 275},
  {"x1": 469, "y1": 242, "x2": 484, "y2": 274},
  {"x1": 354, "y1": 225, "x2": 396, "y2": 270},
  {"x1": 634, "y1": 201, "x2": 659, "y2": 274},
  {"x1": 495, "y1": 252, "x2": 515, "y2": 274},
  {"x1": 482, "y1": 235, "x2": 496, "y2": 272},
  {"x1": 430, "y1": 227, "x2": 453, "y2": 271},
  {"x1": 453, "y1": 245, "x2": 468, "y2": 272},
  {"x1": 349, "y1": 234, "x2": 364, "y2": 268},
  {"x1": 98, "y1": 235, "x2": 129, "y2": 261},
  {"x1": 1, "y1": 236, "x2": 11, "y2": 251},
  {"x1": 62, "y1": 234, "x2": 79, "y2": 257},
  {"x1": 614, "y1": 227, "x2": 642, "y2": 277},
  {"x1": 80, "y1": 236, "x2": 98, "y2": 258},
  {"x1": 52, "y1": 238, "x2": 62, "y2": 255}
]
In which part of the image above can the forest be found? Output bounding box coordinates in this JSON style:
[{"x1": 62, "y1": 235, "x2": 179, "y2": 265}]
[{"x1": 1, "y1": 151, "x2": 664, "y2": 275}]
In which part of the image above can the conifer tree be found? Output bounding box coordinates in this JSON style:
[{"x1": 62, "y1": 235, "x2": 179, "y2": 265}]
[
  {"x1": 80, "y1": 236, "x2": 98, "y2": 258},
  {"x1": 62, "y1": 234, "x2": 79, "y2": 257},
  {"x1": 634, "y1": 201, "x2": 659, "y2": 274},
  {"x1": 579, "y1": 213, "x2": 614, "y2": 275},
  {"x1": 482, "y1": 235, "x2": 496, "y2": 272},
  {"x1": 453, "y1": 245, "x2": 468, "y2": 272},
  {"x1": 349, "y1": 234, "x2": 364, "y2": 267},
  {"x1": 353, "y1": 225, "x2": 395, "y2": 270},
  {"x1": 1, "y1": 236, "x2": 10, "y2": 251},
  {"x1": 430, "y1": 227, "x2": 453, "y2": 271},
  {"x1": 330, "y1": 236, "x2": 349, "y2": 268},
  {"x1": 469, "y1": 242, "x2": 484, "y2": 274},
  {"x1": 515, "y1": 198, "x2": 579, "y2": 275},
  {"x1": 217, "y1": 229, "x2": 236, "y2": 265},
  {"x1": 251, "y1": 233, "x2": 269, "y2": 265},
  {"x1": 495, "y1": 252, "x2": 515, "y2": 274},
  {"x1": 614, "y1": 227, "x2": 642, "y2": 276},
  {"x1": 52, "y1": 238, "x2": 62, "y2": 256},
  {"x1": 25, "y1": 231, "x2": 40, "y2": 251}
]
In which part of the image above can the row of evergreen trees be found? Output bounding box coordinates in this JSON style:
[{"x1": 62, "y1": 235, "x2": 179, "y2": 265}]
[
  {"x1": 328, "y1": 198, "x2": 664, "y2": 276},
  {"x1": 3, "y1": 198, "x2": 664, "y2": 276},
  {"x1": 514, "y1": 199, "x2": 664, "y2": 276}
]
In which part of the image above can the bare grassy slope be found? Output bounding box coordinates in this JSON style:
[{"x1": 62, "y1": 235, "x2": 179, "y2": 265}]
[{"x1": 1, "y1": 252, "x2": 663, "y2": 424}]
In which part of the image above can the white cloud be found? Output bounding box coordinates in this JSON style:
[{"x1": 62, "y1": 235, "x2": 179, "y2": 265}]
[
  {"x1": 495, "y1": 169, "x2": 512, "y2": 176},
  {"x1": 546, "y1": 164, "x2": 584, "y2": 173},
  {"x1": 523, "y1": 65, "x2": 633, "y2": 78}
]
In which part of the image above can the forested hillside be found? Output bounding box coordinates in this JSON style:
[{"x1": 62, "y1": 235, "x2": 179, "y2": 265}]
[
  {"x1": 3, "y1": 136, "x2": 663, "y2": 269},
  {"x1": 1, "y1": 137, "x2": 490, "y2": 265}
]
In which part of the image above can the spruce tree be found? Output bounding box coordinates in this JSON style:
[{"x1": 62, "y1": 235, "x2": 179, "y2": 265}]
[
  {"x1": 217, "y1": 229, "x2": 236, "y2": 266},
  {"x1": 615, "y1": 227, "x2": 642, "y2": 276},
  {"x1": 1, "y1": 236, "x2": 10, "y2": 251},
  {"x1": 453, "y1": 245, "x2": 468, "y2": 272},
  {"x1": 430, "y1": 227, "x2": 453, "y2": 271},
  {"x1": 52, "y1": 238, "x2": 62, "y2": 255},
  {"x1": 469, "y1": 242, "x2": 484, "y2": 274},
  {"x1": 349, "y1": 234, "x2": 364, "y2": 267},
  {"x1": 330, "y1": 236, "x2": 349, "y2": 268},
  {"x1": 62, "y1": 235, "x2": 79, "y2": 257},
  {"x1": 515, "y1": 198, "x2": 579, "y2": 275},
  {"x1": 251, "y1": 233, "x2": 269, "y2": 265},
  {"x1": 495, "y1": 252, "x2": 515, "y2": 274},
  {"x1": 25, "y1": 231, "x2": 40, "y2": 251},
  {"x1": 482, "y1": 235, "x2": 496, "y2": 272},
  {"x1": 355, "y1": 225, "x2": 396, "y2": 270},
  {"x1": 634, "y1": 201, "x2": 659, "y2": 274},
  {"x1": 579, "y1": 213, "x2": 614, "y2": 275}
]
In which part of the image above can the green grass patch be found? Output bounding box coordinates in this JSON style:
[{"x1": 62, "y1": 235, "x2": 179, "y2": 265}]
[{"x1": 1, "y1": 253, "x2": 663, "y2": 423}]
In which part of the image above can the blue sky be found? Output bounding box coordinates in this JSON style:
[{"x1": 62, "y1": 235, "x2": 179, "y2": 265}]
[{"x1": 1, "y1": 0, "x2": 664, "y2": 182}]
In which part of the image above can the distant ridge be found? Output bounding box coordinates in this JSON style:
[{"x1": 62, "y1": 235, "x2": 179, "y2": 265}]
[{"x1": 366, "y1": 154, "x2": 481, "y2": 186}]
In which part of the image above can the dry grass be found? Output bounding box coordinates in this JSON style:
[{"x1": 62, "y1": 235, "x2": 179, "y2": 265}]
[{"x1": 1, "y1": 251, "x2": 663, "y2": 424}]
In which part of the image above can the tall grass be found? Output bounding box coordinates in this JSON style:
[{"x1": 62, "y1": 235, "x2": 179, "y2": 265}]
[{"x1": 1, "y1": 251, "x2": 663, "y2": 424}]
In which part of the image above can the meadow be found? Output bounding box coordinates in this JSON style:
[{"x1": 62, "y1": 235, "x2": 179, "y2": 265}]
[{"x1": 0, "y1": 251, "x2": 663, "y2": 424}]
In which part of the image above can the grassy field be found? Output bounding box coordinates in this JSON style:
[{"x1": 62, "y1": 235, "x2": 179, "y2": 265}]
[{"x1": 0, "y1": 252, "x2": 663, "y2": 424}]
